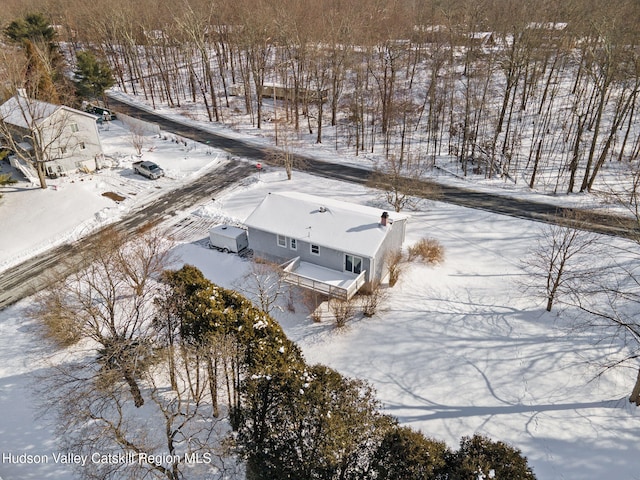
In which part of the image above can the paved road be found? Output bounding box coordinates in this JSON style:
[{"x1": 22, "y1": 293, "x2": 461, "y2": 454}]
[
  {"x1": 108, "y1": 96, "x2": 639, "y2": 237},
  {"x1": 1, "y1": 97, "x2": 637, "y2": 309},
  {"x1": 0, "y1": 159, "x2": 251, "y2": 309}
]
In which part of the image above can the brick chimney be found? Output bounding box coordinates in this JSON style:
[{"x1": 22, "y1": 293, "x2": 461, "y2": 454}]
[{"x1": 380, "y1": 211, "x2": 389, "y2": 226}]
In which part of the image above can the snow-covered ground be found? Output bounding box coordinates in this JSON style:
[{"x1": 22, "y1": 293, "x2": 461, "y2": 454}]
[
  {"x1": 107, "y1": 90, "x2": 634, "y2": 216},
  {"x1": 178, "y1": 171, "x2": 640, "y2": 480},
  {"x1": 1, "y1": 106, "x2": 639, "y2": 480},
  {"x1": 0, "y1": 118, "x2": 226, "y2": 273}
]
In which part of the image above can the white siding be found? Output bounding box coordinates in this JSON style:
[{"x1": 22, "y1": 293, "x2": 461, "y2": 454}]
[{"x1": 41, "y1": 109, "x2": 102, "y2": 173}]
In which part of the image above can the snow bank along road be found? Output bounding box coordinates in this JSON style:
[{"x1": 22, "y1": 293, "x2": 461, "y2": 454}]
[
  {"x1": 0, "y1": 159, "x2": 251, "y2": 309},
  {"x1": 1, "y1": 97, "x2": 637, "y2": 310},
  {"x1": 107, "y1": 96, "x2": 640, "y2": 239}
]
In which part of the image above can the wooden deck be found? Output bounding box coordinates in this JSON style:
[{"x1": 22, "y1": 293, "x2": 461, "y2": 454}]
[{"x1": 281, "y1": 257, "x2": 366, "y2": 300}]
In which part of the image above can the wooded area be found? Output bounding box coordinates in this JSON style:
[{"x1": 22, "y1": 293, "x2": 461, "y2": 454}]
[{"x1": 2, "y1": 0, "x2": 639, "y2": 196}]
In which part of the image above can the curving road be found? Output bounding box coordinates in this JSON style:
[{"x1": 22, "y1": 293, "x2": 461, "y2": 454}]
[
  {"x1": 0, "y1": 96, "x2": 637, "y2": 310},
  {"x1": 107, "y1": 96, "x2": 639, "y2": 237},
  {"x1": 0, "y1": 159, "x2": 251, "y2": 309}
]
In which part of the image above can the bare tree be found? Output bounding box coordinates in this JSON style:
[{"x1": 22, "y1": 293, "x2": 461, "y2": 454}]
[
  {"x1": 522, "y1": 213, "x2": 599, "y2": 312},
  {"x1": 384, "y1": 248, "x2": 405, "y2": 287},
  {"x1": 0, "y1": 91, "x2": 84, "y2": 188},
  {"x1": 31, "y1": 227, "x2": 244, "y2": 479},
  {"x1": 11, "y1": 0, "x2": 640, "y2": 199},
  {"x1": 265, "y1": 120, "x2": 305, "y2": 180},
  {"x1": 368, "y1": 154, "x2": 439, "y2": 212},
  {"x1": 238, "y1": 1, "x2": 273, "y2": 130},
  {"x1": 125, "y1": 121, "x2": 147, "y2": 156},
  {"x1": 232, "y1": 259, "x2": 289, "y2": 315},
  {"x1": 329, "y1": 296, "x2": 356, "y2": 328},
  {"x1": 31, "y1": 225, "x2": 174, "y2": 407},
  {"x1": 571, "y1": 262, "x2": 640, "y2": 405},
  {"x1": 175, "y1": 3, "x2": 220, "y2": 122},
  {"x1": 567, "y1": 181, "x2": 640, "y2": 405},
  {"x1": 360, "y1": 280, "x2": 386, "y2": 318},
  {"x1": 39, "y1": 339, "x2": 236, "y2": 480}
]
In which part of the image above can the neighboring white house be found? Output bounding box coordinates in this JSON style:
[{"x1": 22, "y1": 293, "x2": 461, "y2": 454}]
[
  {"x1": 467, "y1": 31, "x2": 496, "y2": 47},
  {"x1": 0, "y1": 93, "x2": 103, "y2": 179},
  {"x1": 244, "y1": 192, "x2": 408, "y2": 300}
]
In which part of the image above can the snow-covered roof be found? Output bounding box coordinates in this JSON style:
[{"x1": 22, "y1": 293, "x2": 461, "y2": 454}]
[
  {"x1": 0, "y1": 95, "x2": 96, "y2": 130},
  {"x1": 0, "y1": 96, "x2": 59, "y2": 129},
  {"x1": 244, "y1": 192, "x2": 407, "y2": 258},
  {"x1": 210, "y1": 224, "x2": 246, "y2": 239},
  {"x1": 469, "y1": 32, "x2": 493, "y2": 40}
]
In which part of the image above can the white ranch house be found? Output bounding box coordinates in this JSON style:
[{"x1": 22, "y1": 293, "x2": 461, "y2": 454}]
[{"x1": 244, "y1": 192, "x2": 408, "y2": 300}]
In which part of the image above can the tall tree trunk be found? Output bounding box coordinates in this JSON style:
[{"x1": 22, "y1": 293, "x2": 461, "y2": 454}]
[
  {"x1": 168, "y1": 344, "x2": 177, "y2": 391},
  {"x1": 204, "y1": 52, "x2": 220, "y2": 122},
  {"x1": 529, "y1": 140, "x2": 542, "y2": 189},
  {"x1": 629, "y1": 367, "x2": 640, "y2": 406},
  {"x1": 587, "y1": 90, "x2": 636, "y2": 190},
  {"x1": 207, "y1": 355, "x2": 219, "y2": 417},
  {"x1": 123, "y1": 368, "x2": 144, "y2": 407},
  {"x1": 316, "y1": 100, "x2": 323, "y2": 144},
  {"x1": 580, "y1": 77, "x2": 610, "y2": 192},
  {"x1": 36, "y1": 161, "x2": 47, "y2": 189},
  {"x1": 567, "y1": 115, "x2": 586, "y2": 193}
]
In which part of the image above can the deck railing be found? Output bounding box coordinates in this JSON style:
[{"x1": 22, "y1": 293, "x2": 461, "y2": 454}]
[{"x1": 281, "y1": 257, "x2": 366, "y2": 300}]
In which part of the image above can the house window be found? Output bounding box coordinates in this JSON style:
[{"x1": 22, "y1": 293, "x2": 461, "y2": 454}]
[
  {"x1": 345, "y1": 254, "x2": 363, "y2": 274},
  {"x1": 310, "y1": 244, "x2": 320, "y2": 255},
  {"x1": 59, "y1": 146, "x2": 67, "y2": 155},
  {"x1": 290, "y1": 238, "x2": 297, "y2": 250},
  {"x1": 70, "y1": 123, "x2": 79, "y2": 133},
  {"x1": 79, "y1": 142, "x2": 86, "y2": 150},
  {"x1": 277, "y1": 234, "x2": 287, "y2": 248}
]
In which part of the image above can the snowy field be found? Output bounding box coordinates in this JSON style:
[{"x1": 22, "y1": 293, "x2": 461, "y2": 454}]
[
  {"x1": 1, "y1": 111, "x2": 640, "y2": 479},
  {"x1": 178, "y1": 171, "x2": 640, "y2": 480},
  {"x1": 0, "y1": 118, "x2": 227, "y2": 273}
]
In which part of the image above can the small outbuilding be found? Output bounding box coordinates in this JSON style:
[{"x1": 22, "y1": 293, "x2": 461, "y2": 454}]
[{"x1": 208, "y1": 224, "x2": 249, "y2": 253}]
